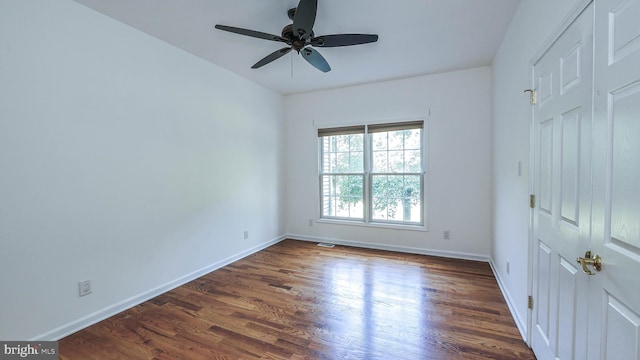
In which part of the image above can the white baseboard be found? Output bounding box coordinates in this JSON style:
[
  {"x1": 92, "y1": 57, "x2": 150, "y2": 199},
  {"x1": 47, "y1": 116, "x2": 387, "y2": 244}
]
[
  {"x1": 489, "y1": 258, "x2": 528, "y2": 343},
  {"x1": 37, "y1": 234, "x2": 527, "y2": 346},
  {"x1": 35, "y1": 236, "x2": 286, "y2": 341},
  {"x1": 286, "y1": 233, "x2": 490, "y2": 262}
]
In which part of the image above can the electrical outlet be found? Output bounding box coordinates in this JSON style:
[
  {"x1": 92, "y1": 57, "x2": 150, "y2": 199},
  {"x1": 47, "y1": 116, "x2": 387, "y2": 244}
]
[
  {"x1": 308, "y1": 219, "x2": 313, "y2": 226},
  {"x1": 79, "y1": 280, "x2": 92, "y2": 297},
  {"x1": 243, "y1": 230, "x2": 249, "y2": 240},
  {"x1": 443, "y1": 230, "x2": 450, "y2": 240},
  {"x1": 506, "y1": 261, "x2": 511, "y2": 274}
]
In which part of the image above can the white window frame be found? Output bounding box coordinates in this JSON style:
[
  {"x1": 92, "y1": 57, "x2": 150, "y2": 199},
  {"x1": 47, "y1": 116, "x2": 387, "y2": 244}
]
[
  {"x1": 318, "y1": 126, "x2": 366, "y2": 221},
  {"x1": 318, "y1": 121, "x2": 426, "y2": 229}
]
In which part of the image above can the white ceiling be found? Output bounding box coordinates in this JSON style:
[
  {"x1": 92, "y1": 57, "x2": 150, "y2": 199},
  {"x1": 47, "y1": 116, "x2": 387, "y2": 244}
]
[{"x1": 73, "y1": 0, "x2": 521, "y2": 95}]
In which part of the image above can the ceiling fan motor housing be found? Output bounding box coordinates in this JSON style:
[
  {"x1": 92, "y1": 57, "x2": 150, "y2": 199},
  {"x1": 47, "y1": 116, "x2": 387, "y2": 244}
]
[{"x1": 281, "y1": 24, "x2": 313, "y2": 52}]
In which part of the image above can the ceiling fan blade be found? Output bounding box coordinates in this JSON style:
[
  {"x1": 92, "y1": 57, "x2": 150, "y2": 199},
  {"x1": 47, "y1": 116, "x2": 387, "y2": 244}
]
[
  {"x1": 252, "y1": 47, "x2": 293, "y2": 69},
  {"x1": 301, "y1": 47, "x2": 331, "y2": 73},
  {"x1": 215, "y1": 25, "x2": 289, "y2": 43},
  {"x1": 311, "y1": 34, "x2": 379, "y2": 47},
  {"x1": 293, "y1": 0, "x2": 317, "y2": 40}
]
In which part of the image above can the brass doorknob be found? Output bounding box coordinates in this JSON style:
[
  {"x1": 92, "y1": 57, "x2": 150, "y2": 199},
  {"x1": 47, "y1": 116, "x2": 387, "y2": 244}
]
[{"x1": 576, "y1": 250, "x2": 602, "y2": 275}]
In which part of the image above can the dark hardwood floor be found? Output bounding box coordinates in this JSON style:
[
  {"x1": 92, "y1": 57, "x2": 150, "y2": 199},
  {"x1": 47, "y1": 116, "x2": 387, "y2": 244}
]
[{"x1": 59, "y1": 239, "x2": 536, "y2": 359}]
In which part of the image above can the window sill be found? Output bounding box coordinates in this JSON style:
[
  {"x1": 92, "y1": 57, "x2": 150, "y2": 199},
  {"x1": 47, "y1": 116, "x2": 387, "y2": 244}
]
[{"x1": 316, "y1": 218, "x2": 428, "y2": 232}]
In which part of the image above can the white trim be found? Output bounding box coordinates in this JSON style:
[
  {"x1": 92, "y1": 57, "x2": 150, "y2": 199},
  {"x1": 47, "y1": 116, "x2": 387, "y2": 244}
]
[
  {"x1": 37, "y1": 234, "x2": 526, "y2": 347},
  {"x1": 315, "y1": 218, "x2": 427, "y2": 232},
  {"x1": 313, "y1": 117, "x2": 427, "y2": 132},
  {"x1": 287, "y1": 234, "x2": 489, "y2": 262},
  {"x1": 530, "y1": 0, "x2": 593, "y2": 65},
  {"x1": 34, "y1": 236, "x2": 286, "y2": 341},
  {"x1": 527, "y1": 59, "x2": 536, "y2": 346},
  {"x1": 317, "y1": 121, "x2": 428, "y2": 229},
  {"x1": 489, "y1": 258, "x2": 529, "y2": 342},
  {"x1": 527, "y1": 0, "x2": 594, "y2": 348}
]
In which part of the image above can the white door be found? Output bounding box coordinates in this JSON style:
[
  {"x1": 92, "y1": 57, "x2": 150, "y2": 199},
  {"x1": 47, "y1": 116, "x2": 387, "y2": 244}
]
[
  {"x1": 589, "y1": 0, "x2": 640, "y2": 358},
  {"x1": 531, "y1": 4, "x2": 594, "y2": 360}
]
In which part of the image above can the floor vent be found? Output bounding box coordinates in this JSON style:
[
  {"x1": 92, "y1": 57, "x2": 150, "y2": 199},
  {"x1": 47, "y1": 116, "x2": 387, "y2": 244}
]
[{"x1": 317, "y1": 243, "x2": 335, "y2": 248}]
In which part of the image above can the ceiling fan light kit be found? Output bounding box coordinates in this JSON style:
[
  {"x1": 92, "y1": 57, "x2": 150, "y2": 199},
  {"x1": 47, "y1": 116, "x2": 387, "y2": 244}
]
[{"x1": 215, "y1": 0, "x2": 378, "y2": 73}]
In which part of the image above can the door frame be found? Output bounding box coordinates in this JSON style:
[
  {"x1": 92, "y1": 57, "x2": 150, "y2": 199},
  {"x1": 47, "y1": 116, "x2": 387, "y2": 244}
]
[{"x1": 526, "y1": 0, "x2": 594, "y2": 345}]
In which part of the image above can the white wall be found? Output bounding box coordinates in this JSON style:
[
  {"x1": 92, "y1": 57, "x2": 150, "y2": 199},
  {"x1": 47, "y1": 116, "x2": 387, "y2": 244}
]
[
  {"x1": 0, "y1": 0, "x2": 285, "y2": 340},
  {"x1": 285, "y1": 67, "x2": 492, "y2": 259},
  {"x1": 491, "y1": 0, "x2": 584, "y2": 338}
]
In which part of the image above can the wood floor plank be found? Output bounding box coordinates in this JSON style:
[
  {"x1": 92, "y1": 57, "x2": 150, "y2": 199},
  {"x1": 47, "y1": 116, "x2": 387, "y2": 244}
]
[{"x1": 59, "y1": 239, "x2": 535, "y2": 359}]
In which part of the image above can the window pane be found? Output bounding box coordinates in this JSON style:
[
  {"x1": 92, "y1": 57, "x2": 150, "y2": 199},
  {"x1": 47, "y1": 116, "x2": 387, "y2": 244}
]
[
  {"x1": 349, "y1": 134, "x2": 363, "y2": 151},
  {"x1": 388, "y1": 150, "x2": 404, "y2": 172},
  {"x1": 336, "y1": 152, "x2": 350, "y2": 172},
  {"x1": 328, "y1": 137, "x2": 337, "y2": 152},
  {"x1": 372, "y1": 150, "x2": 388, "y2": 172},
  {"x1": 326, "y1": 153, "x2": 334, "y2": 173},
  {"x1": 350, "y1": 151, "x2": 364, "y2": 172},
  {"x1": 372, "y1": 129, "x2": 422, "y2": 174},
  {"x1": 371, "y1": 175, "x2": 421, "y2": 223},
  {"x1": 321, "y1": 175, "x2": 364, "y2": 219},
  {"x1": 404, "y1": 130, "x2": 421, "y2": 150},
  {"x1": 405, "y1": 150, "x2": 421, "y2": 172},
  {"x1": 336, "y1": 136, "x2": 349, "y2": 152},
  {"x1": 388, "y1": 131, "x2": 404, "y2": 150},
  {"x1": 372, "y1": 133, "x2": 387, "y2": 151},
  {"x1": 321, "y1": 134, "x2": 364, "y2": 174}
]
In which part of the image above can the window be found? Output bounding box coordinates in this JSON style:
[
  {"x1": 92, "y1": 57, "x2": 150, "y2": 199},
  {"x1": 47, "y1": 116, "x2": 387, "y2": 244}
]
[
  {"x1": 319, "y1": 121, "x2": 424, "y2": 226},
  {"x1": 319, "y1": 126, "x2": 365, "y2": 219}
]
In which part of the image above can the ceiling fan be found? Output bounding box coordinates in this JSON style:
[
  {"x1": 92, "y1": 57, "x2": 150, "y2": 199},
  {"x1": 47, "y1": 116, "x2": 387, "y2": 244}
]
[{"x1": 214, "y1": 0, "x2": 378, "y2": 73}]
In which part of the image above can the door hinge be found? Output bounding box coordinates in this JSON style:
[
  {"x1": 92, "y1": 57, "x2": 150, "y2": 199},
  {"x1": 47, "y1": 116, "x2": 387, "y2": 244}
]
[
  {"x1": 524, "y1": 89, "x2": 537, "y2": 105},
  {"x1": 530, "y1": 194, "x2": 535, "y2": 209},
  {"x1": 528, "y1": 295, "x2": 534, "y2": 309}
]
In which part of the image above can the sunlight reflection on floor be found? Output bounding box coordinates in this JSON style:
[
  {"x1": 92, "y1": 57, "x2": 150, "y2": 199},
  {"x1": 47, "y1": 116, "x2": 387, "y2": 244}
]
[{"x1": 321, "y1": 258, "x2": 428, "y2": 358}]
